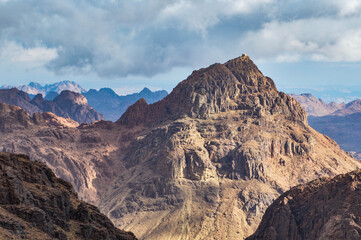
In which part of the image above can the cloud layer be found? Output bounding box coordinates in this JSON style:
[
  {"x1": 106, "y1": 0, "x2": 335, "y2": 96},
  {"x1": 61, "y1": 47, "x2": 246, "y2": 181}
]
[{"x1": 0, "y1": 0, "x2": 361, "y2": 78}]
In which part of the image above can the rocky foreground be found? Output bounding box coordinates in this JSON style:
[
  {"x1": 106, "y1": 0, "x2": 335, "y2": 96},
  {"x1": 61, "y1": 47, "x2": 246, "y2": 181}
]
[
  {"x1": 0, "y1": 55, "x2": 359, "y2": 239},
  {"x1": 0, "y1": 152, "x2": 136, "y2": 240},
  {"x1": 247, "y1": 169, "x2": 361, "y2": 240}
]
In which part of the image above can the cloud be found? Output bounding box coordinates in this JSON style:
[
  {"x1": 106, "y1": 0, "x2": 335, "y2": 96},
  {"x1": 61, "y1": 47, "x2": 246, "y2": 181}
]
[
  {"x1": 0, "y1": 0, "x2": 361, "y2": 79},
  {"x1": 0, "y1": 41, "x2": 58, "y2": 67},
  {"x1": 239, "y1": 17, "x2": 361, "y2": 62}
]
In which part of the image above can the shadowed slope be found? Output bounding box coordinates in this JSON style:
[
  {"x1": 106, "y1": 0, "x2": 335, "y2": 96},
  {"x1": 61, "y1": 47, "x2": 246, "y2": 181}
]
[
  {"x1": 247, "y1": 170, "x2": 361, "y2": 240},
  {"x1": 0, "y1": 152, "x2": 136, "y2": 240}
]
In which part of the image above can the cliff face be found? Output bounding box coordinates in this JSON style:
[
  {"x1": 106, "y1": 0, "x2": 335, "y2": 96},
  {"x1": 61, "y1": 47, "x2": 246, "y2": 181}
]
[
  {"x1": 0, "y1": 152, "x2": 136, "y2": 240},
  {"x1": 247, "y1": 170, "x2": 361, "y2": 240},
  {"x1": 0, "y1": 55, "x2": 359, "y2": 240}
]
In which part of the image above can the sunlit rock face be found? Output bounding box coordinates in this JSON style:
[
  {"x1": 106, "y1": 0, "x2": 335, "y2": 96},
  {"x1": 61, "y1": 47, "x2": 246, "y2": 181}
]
[{"x1": 0, "y1": 55, "x2": 359, "y2": 240}]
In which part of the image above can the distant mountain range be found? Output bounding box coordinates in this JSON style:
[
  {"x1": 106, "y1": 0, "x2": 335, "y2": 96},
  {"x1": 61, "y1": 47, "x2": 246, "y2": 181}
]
[
  {"x1": 84, "y1": 87, "x2": 168, "y2": 121},
  {"x1": 0, "y1": 81, "x2": 168, "y2": 121},
  {"x1": 0, "y1": 80, "x2": 86, "y2": 96},
  {"x1": 291, "y1": 93, "x2": 361, "y2": 159},
  {"x1": 0, "y1": 88, "x2": 103, "y2": 124}
]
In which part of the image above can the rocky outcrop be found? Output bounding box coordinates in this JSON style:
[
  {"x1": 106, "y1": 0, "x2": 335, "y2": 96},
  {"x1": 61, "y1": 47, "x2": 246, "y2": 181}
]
[
  {"x1": 0, "y1": 152, "x2": 136, "y2": 240},
  {"x1": 0, "y1": 55, "x2": 359, "y2": 240},
  {"x1": 247, "y1": 170, "x2": 361, "y2": 240},
  {"x1": 119, "y1": 56, "x2": 306, "y2": 126},
  {"x1": 31, "y1": 94, "x2": 68, "y2": 118},
  {"x1": 53, "y1": 90, "x2": 103, "y2": 124}
]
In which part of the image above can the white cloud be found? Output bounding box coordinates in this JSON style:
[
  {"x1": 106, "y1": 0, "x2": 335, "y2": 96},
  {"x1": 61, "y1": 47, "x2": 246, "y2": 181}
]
[
  {"x1": 327, "y1": 0, "x2": 361, "y2": 16},
  {"x1": 158, "y1": 0, "x2": 274, "y2": 32},
  {"x1": 239, "y1": 17, "x2": 361, "y2": 62},
  {"x1": 1, "y1": 0, "x2": 361, "y2": 79},
  {"x1": 0, "y1": 42, "x2": 58, "y2": 67}
]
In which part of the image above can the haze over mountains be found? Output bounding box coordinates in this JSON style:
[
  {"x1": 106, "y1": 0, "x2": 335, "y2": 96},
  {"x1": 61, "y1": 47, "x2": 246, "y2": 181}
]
[
  {"x1": 84, "y1": 87, "x2": 168, "y2": 121},
  {"x1": 291, "y1": 93, "x2": 361, "y2": 159},
  {"x1": 0, "y1": 55, "x2": 359, "y2": 239},
  {"x1": 0, "y1": 81, "x2": 86, "y2": 96},
  {"x1": 0, "y1": 88, "x2": 103, "y2": 124},
  {"x1": 0, "y1": 81, "x2": 168, "y2": 122}
]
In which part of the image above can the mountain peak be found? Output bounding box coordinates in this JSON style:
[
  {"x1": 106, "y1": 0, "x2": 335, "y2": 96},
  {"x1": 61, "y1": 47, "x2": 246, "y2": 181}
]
[
  {"x1": 140, "y1": 87, "x2": 152, "y2": 94},
  {"x1": 55, "y1": 90, "x2": 88, "y2": 106},
  {"x1": 119, "y1": 55, "x2": 302, "y2": 125}
]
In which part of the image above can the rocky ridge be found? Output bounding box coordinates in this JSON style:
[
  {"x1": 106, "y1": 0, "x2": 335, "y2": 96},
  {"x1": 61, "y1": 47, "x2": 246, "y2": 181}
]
[
  {"x1": 247, "y1": 169, "x2": 361, "y2": 240},
  {"x1": 0, "y1": 152, "x2": 136, "y2": 240},
  {"x1": 0, "y1": 55, "x2": 359, "y2": 239},
  {"x1": 0, "y1": 88, "x2": 103, "y2": 124}
]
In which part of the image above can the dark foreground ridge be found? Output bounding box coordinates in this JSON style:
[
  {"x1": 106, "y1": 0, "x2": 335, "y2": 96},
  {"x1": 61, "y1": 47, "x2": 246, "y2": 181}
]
[
  {"x1": 0, "y1": 152, "x2": 136, "y2": 240},
  {"x1": 247, "y1": 170, "x2": 361, "y2": 240}
]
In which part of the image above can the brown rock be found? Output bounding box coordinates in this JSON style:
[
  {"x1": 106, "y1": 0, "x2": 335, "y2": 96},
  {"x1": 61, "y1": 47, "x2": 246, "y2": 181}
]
[
  {"x1": 247, "y1": 170, "x2": 361, "y2": 240},
  {"x1": 0, "y1": 55, "x2": 359, "y2": 240},
  {"x1": 0, "y1": 152, "x2": 136, "y2": 240}
]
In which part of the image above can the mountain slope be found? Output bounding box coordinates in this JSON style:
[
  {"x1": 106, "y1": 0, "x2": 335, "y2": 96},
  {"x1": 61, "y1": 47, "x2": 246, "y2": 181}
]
[
  {"x1": 0, "y1": 88, "x2": 41, "y2": 115},
  {"x1": 0, "y1": 55, "x2": 359, "y2": 240},
  {"x1": 0, "y1": 152, "x2": 136, "y2": 240},
  {"x1": 84, "y1": 87, "x2": 168, "y2": 121},
  {"x1": 103, "y1": 55, "x2": 360, "y2": 239},
  {"x1": 247, "y1": 170, "x2": 361, "y2": 240}
]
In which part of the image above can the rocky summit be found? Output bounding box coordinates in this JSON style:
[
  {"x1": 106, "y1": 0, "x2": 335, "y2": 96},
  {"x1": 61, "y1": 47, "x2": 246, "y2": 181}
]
[
  {"x1": 0, "y1": 152, "x2": 136, "y2": 240},
  {"x1": 0, "y1": 55, "x2": 359, "y2": 239},
  {"x1": 105, "y1": 55, "x2": 360, "y2": 239},
  {"x1": 247, "y1": 170, "x2": 361, "y2": 240}
]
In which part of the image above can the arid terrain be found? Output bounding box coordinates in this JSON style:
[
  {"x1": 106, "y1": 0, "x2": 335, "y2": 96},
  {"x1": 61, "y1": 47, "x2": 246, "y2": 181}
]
[
  {"x1": 0, "y1": 55, "x2": 360, "y2": 239},
  {"x1": 0, "y1": 152, "x2": 136, "y2": 240}
]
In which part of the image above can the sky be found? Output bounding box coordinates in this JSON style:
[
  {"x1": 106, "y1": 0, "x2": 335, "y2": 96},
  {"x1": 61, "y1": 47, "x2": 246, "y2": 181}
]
[{"x1": 1, "y1": 0, "x2": 361, "y2": 100}]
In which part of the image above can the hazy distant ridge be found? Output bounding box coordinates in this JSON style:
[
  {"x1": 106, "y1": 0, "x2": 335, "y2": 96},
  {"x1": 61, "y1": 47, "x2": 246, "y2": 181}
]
[
  {"x1": 0, "y1": 80, "x2": 86, "y2": 96},
  {"x1": 0, "y1": 81, "x2": 168, "y2": 121}
]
